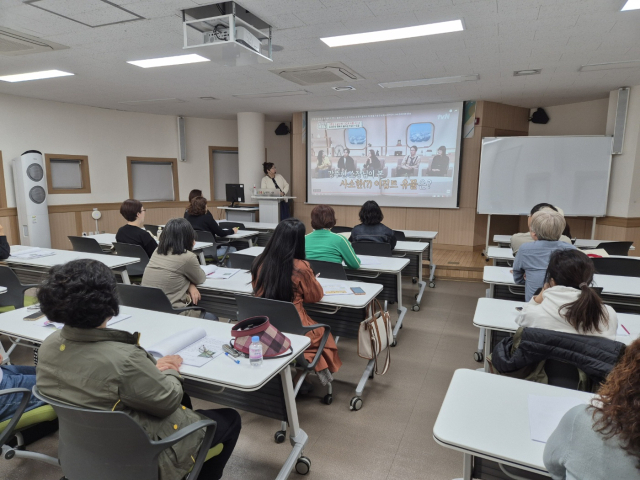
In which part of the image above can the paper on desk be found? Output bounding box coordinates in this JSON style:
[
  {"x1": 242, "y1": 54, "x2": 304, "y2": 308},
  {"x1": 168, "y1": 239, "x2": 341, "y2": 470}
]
[
  {"x1": 11, "y1": 248, "x2": 56, "y2": 259},
  {"x1": 616, "y1": 324, "x2": 630, "y2": 336},
  {"x1": 322, "y1": 284, "x2": 352, "y2": 296},
  {"x1": 200, "y1": 265, "x2": 241, "y2": 278},
  {"x1": 342, "y1": 257, "x2": 381, "y2": 266},
  {"x1": 528, "y1": 395, "x2": 587, "y2": 443},
  {"x1": 38, "y1": 313, "x2": 132, "y2": 330},
  {"x1": 147, "y1": 327, "x2": 224, "y2": 367}
]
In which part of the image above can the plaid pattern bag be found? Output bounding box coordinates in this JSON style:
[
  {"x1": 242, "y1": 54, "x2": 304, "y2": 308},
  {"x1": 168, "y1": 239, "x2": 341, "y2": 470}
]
[{"x1": 231, "y1": 316, "x2": 293, "y2": 359}]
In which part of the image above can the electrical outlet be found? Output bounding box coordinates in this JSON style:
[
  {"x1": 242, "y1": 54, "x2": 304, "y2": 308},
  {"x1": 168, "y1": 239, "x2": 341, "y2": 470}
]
[{"x1": 82, "y1": 232, "x2": 87, "y2": 237}]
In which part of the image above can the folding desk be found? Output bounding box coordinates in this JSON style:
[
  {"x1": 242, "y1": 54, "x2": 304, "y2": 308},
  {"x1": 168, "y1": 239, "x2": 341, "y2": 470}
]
[
  {"x1": 6, "y1": 246, "x2": 139, "y2": 284},
  {"x1": 158, "y1": 225, "x2": 260, "y2": 248},
  {"x1": 434, "y1": 369, "x2": 593, "y2": 480},
  {"x1": 492, "y1": 235, "x2": 635, "y2": 251},
  {"x1": 0, "y1": 305, "x2": 312, "y2": 480},
  {"x1": 397, "y1": 230, "x2": 438, "y2": 288},
  {"x1": 216, "y1": 206, "x2": 259, "y2": 222},
  {"x1": 231, "y1": 222, "x2": 277, "y2": 246}
]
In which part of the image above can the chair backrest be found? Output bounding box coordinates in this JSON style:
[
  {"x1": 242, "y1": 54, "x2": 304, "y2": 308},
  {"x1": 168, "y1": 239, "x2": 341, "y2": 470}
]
[
  {"x1": 545, "y1": 359, "x2": 581, "y2": 390},
  {"x1": 592, "y1": 257, "x2": 640, "y2": 277},
  {"x1": 236, "y1": 296, "x2": 305, "y2": 336},
  {"x1": 219, "y1": 222, "x2": 245, "y2": 230},
  {"x1": 393, "y1": 230, "x2": 406, "y2": 241},
  {"x1": 144, "y1": 224, "x2": 159, "y2": 237},
  {"x1": 227, "y1": 253, "x2": 256, "y2": 270},
  {"x1": 68, "y1": 236, "x2": 106, "y2": 255},
  {"x1": 116, "y1": 284, "x2": 176, "y2": 314},
  {"x1": 31, "y1": 386, "x2": 166, "y2": 480},
  {"x1": 352, "y1": 242, "x2": 393, "y2": 257},
  {"x1": 113, "y1": 243, "x2": 149, "y2": 277},
  {"x1": 331, "y1": 226, "x2": 352, "y2": 234},
  {"x1": 0, "y1": 266, "x2": 29, "y2": 309},
  {"x1": 596, "y1": 241, "x2": 633, "y2": 256},
  {"x1": 194, "y1": 230, "x2": 218, "y2": 258},
  {"x1": 308, "y1": 259, "x2": 347, "y2": 280}
]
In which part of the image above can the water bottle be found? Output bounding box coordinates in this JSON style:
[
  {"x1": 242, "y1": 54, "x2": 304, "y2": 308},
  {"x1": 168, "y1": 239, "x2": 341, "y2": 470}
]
[
  {"x1": 253, "y1": 184, "x2": 257, "y2": 197},
  {"x1": 249, "y1": 335, "x2": 263, "y2": 367}
]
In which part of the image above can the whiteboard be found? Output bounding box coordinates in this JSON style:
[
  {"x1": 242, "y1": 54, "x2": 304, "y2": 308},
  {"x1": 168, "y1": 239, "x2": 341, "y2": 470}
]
[{"x1": 477, "y1": 136, "x2": 613, "y2": 216}]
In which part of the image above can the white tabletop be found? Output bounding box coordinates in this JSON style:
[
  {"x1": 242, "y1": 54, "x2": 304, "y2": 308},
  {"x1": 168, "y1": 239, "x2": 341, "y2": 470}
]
[
  {"x1": 0, "y1": 305, "x2": 310, "y2": 391},
  {"x1": 88, "y1": 233, "x2": 213, "y2": 252},
  {"x1": 225, "y1": 230, "x2": 259, "y2": 240},
  {"x1": 433, "y1": 369, "x2": 593, "y2": 475},
  {"x1": 486, "y1": 246, "x2": 514, "y2": 260},
  {"x1": 393, "y1": 241, "x2": 429, "y2": 253},
  {"x1": 473, "y1": 297, "x2": 640, "y2": 345},
  {"x1": 7, "y1": 246, "x2": 139, "y2": 269},
  {"x1": 251, "y1": 196, "x2": 296, "y2": 200},
  {"x1": 216, "y1": 206, "x2": 259, "y2": 211},
  {"x1": 398, "y1": 229, "x2": 438, "y2": 240},
  {"x1": 237, "y1": 222, "x2": 278, "y2": 231},
  {"x1": 492, "y1": 235, "x2": 634, "y2": 250},
  {"x1": 493, "y1": 234, "x2": 512, "y2": 244},
  {"x1": 0, "y1": 287, "x2": 6, "y2": 294}
]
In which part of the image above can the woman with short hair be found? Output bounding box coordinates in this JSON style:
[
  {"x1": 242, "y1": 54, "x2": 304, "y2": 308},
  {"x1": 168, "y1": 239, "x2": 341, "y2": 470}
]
[
  {"x1": 184, "y1": 196, "x2": 237, "y2": 257},
  {"x1": 349, "y1": 200, "x2": 397, "y2": 249},
  {"x1": 142, "y1": 218, "x2": 216, "y2": 319},
  {"x1": 428, "y1": 146, "x2": 449, "y2": 176},
  {"x1": 36, "y1": 259, "x2": 241, "y2": 480},
  {"x1": 115, "y1": 199, "x2": 157, "y2": 258},
  {"x1": 305, "y1": 205, "x2": 361, "y2": 270}
]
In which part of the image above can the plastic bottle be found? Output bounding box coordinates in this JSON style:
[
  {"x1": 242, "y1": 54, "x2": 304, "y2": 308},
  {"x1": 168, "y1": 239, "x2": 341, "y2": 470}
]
[
  {"x1": 249, "y1": 335, "x2": 263, "y2": 367},
  {"x1": 253, "y1": 184, "x2": 257, "y2": 197}
]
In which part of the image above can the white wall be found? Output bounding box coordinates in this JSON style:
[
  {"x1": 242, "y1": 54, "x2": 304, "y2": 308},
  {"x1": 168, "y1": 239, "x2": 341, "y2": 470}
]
[
  {"x1": 0, "y1": 93, "x2": 291, "y2": 207},
  {"x1": 528, "y1": 98, "x2": 609, "y2": 136}
]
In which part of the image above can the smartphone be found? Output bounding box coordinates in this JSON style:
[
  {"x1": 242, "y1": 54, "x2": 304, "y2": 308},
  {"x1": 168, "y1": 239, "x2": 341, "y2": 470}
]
[
  {"x1": 24, "y1": 310, "x2": 45, "y2": 321},
  {"x1": 351, "y1": 287, "x2": 366, "y2": 295},
  {"x1": 222, "y1": 344, "x2": 240, "y2": 358},
  {"x1": 515, "y1": 307, "x2": 523, "y2": 312}
]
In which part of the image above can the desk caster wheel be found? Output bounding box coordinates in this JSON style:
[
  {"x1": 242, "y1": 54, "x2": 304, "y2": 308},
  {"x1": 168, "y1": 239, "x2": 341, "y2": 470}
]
[
  {"x1": 412, "y1": 305, "x2": 420, "y2": 312},
  {"x1": 350, "y1": 396, "x2": 363, "y2": 411},
  {"x1": 274, "y1": 430, "x2": 286, "y2": 444},
  {"x1": 296, "y1": 456, "x2": 311, "y2": 475},
  {"x1": 474, "y1": 351, "x2": 484, "y2": 363},
  {"x1": 390, "y1": 339, "x2": 397, "y2": 347},
  {"x1": 429, "y1": 281, "x2": 435, "y2": 288},
  {"x1": 322, "y1": 394, "x2": 333, "y2": 405},
  {"x1": 412, "y1": 277, "x2": 418, "y2": 284},
  {"x1": 5, "y1": 450, "x2": 15, "y2": 460}
]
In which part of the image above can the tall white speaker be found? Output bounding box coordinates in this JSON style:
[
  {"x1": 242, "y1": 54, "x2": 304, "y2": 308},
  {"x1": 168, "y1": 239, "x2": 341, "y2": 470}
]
[
  {"x1": 612, "y1": 87, "x2": 630, "y2": 155},
  {"x1": 12, "y1": 150, "x2": 51, "y2": 248},
  {"x1": 177, "y1": 116, "x2": 186, "y2": 162}
]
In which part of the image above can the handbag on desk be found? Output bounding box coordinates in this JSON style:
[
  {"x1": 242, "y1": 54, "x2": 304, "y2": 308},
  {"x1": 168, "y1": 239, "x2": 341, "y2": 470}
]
[
  {"x1": 231, "y1": 316, "x2": 293, "y2": 359},
  {"x1": 357, "y1": 300, "x2": 392, "y2": 375}
]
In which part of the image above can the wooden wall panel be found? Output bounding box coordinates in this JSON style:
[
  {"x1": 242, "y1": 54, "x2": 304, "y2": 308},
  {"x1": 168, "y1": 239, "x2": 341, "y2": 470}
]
[
  {"x1": 49, "y1": 212, "x2": 77, "y2": 250},
  {"x1": 0, "y1": 216, "x2": 18, "y2": 244},
  {"x1": 437, "y1": 208, "x2": 476, "y2": 245},
  {"x1": 405, "y1": 208, "x2": 440, "y2": 237},
  {"x1": 291, "y1": 133, "x2": 306, "y2": 199}
]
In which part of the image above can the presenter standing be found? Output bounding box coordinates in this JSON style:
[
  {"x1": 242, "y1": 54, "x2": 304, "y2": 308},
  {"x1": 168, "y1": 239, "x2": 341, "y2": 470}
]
[{"x1": 261, "y1": 162, "x2": 291, "y2": 219}]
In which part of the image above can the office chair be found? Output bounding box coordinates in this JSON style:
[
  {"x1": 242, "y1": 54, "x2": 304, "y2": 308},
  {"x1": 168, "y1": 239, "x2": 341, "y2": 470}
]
[
  {"x1": 32, "y1": 386, "x2": 218, "y2": 480},
  {"x1": 331, "y1": 226, "x2": 352, "y2": 234},
  {"x1": 116, "y1": 284, "x2": 213, "y2": 319},
  {"x1": 218, "y1": 223, "x2": 251, "y2": 251},
  {"x1": 113, "y1": 243, "x2": 149, "y2": 278},
  {"x1": 591, "y1": 257, "x2": 640, "y2": 277},
  {"x1": 308, "y1": 259, "x2": 348, "y2": 280},
  {"x1": 596, "y1": 241, "x2": 633, "y2": 256},
  {"x1": 392, "y1": 230, "x2": 406, "y2": 241},
  {"x1": 68, "y1": 236, "x2": 106, "y2": 255},
  {"x1": 0, "y1": 266, "x2": 39, "y2": 311},
  {"x1": 352, "y1": 242, "x2": 393, "y2": 257},
  {"x1": 143, "y1": 224, "x2": 160, "y2": 237},
  {"x1": 226, "y1": 253, "x2": 256, "y2": 270},
  {"x1": 545, "y1": 359, "x2": 582, "y2": 390},
  {"x1": 194, "y1": 230, "x2": 228, "y2": 266},
  {"x1": 219, "y1": 222, "x2": 245, "y2": 230}
]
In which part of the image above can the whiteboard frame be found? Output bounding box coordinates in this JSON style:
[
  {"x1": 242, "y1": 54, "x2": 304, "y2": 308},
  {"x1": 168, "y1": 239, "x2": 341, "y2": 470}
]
[{"x1": 477, "y1": 135, "x2": 613, "y2": 217}]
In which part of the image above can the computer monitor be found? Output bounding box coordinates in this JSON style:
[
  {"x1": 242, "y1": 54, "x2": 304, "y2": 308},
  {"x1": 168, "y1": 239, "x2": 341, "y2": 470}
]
[{"x1": 225, "y1": 184, "x2": 245, "y2": 207}]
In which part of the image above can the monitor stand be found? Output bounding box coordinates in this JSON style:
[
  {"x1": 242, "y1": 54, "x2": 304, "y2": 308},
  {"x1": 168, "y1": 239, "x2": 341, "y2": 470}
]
[{"x1": 228, "y1": 202, "x2": 240, "y2": 208}]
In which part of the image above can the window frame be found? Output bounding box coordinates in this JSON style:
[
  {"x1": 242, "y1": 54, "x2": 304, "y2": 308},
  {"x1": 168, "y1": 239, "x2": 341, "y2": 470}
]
[
  {"x1": 44, "y1": 153, "x2": 92, "y2": 194},
  {"x1": 126, "y1": 156, "x2": 180, "y2": 202}
]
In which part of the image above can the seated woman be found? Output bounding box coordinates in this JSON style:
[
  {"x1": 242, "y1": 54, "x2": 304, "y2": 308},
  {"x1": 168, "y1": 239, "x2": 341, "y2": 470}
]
[
  {"x1": 36, "y1": 259, "x2": 240, "y2": 480},
  {"x1": 184, "y1": 196, "x2": 237, "y2": 258},
  {"x1": 544, "y1": 337, "x2": 640, "y2": 479},
  {"x1": 115, "y1": 199, "x2": 158, "y2": 259},
  {"x1": 350, "y1": 200, "x2": 397, "y2": 250},
  {"x1": 184, "y1": 189, "x2": 202, "y2": 215},
  {"x1": 251, "y1": 218, "x2": 342, "y2": 387},
  {"x1": 305, "y1": 205, "x2": 361, "y2": 270},
  {"x1": 363, "y1": 150, "x2": 381, "y2": 175},
  {"x1": 513, "y1": 209, "x2": 576, "y2": 301},
  {"x1": 516, "y1": 249, "x2": 617, "y2": 339},
  {"x1": 428, "y1": 146, "x2": 449, "y2": 176},
  {"x1": 0, "y1": 224, "x2": 10, "y2": 260},
  {"x1": 142, "y1": 218, "x2": 216, "y2": 319}
]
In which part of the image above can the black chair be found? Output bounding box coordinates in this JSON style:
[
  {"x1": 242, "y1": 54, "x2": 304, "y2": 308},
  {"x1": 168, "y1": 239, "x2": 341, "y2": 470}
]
[
  {"x1": 0, "y1": 266, "x2": 39, "y2": 310},
  {"x1": 113, "y1": 243, "x2": 149, "y2": 278},
  {"x1": 596, "y1": 241, "x2": 633, "y2": 256},
  {"x1": 545, "y1": 359, "x2": 581, "y2": 390},
  {"x1": 331, "y1": 226, "x2": 352, "y2": 234},
  {"x1": 143, "y1": 224, "x2": 160, "y2": 237},
  {"x1": 68, "y1": 236, "x2": 106, "y2": 255},
  {"x1": 227, "y1": 253, "x2": 256, "y2": 270},
  {"x1": 308, "y1": 259, "x2": 347, "y2": 280},
  {"x1": 194, "y1": 230, "x2": 227, "y2": 266},
  {"x1": 393, "y1": 230, "x2": 406, "y2": 241},
  {"x1": 591, "y1": 257, "x2": 640, "y2": 277},
  {"x1": 219, "y1": 222, "x2": 245, "y2": 230},
  {"x1": 352, "y1": 242, "x2": 393, "y2": 257},
  {"x1": 116, "y1": 284, "x2": 209, "y2": 318},
  {"x1": 32, "y1": 386, "x2": 217, "y2": 480}
]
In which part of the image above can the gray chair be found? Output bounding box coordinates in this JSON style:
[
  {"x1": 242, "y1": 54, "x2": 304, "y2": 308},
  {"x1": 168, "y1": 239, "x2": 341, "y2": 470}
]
[
  {"x1": 227, "y1": 253, "x2": 256, "y2": 270},
  {"x1": 113, "y1": 243, "x2": 149, "y2": 278},
  {"x1": 352, "y1": 242, "x2": 393, "y2": 257},
  {"x1": 331, "y1": 226, "x2": 352, "y2": 234},
  {"x1": 32, "y1": 386, "x2": 216, "y2": 480},
  {"x1": 116, "y1": 284, "x2": 210, "y2": 318},
  {"x1": 545, "y1": 359, "x2": 581, "y2": 390},
  {"x1": 144, "y1": 224, "x2": 160, "y2": 237},
  {"x1": 592, "y1": 257, "x2": 640, "y2": 277},
  {"x1": 393, "y1": 230, "x2": 406, "y2": 241},
  {"x1": 219, "y1": 222, "x2": 245, "y2": 230},
  {"x1": 194, "y1": 230, "x2": 228, "y2": 266},
  {"x1": 0, "y1": 266, "x2": 39, "y2": 310},
  {"x1": 68, "y1": 236, "x2": 106, "y2": 255},
  {"x1": 308, "y1": 259, "x2": 347, "y2": 280},
  {"x1": 596, "y1": 241, "x2": 633, "y2": 256}
]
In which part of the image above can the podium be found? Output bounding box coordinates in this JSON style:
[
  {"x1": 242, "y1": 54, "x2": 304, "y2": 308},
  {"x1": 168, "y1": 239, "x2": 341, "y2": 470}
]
[{"x1": 251, "y1": 196, "x2": 296, "y2": 223}]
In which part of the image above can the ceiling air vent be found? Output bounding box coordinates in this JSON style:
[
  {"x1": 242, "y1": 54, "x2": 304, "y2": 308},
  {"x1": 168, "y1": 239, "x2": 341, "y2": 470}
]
[
  {"x1": 270, "y1": 62, "x2": 364, "y2": 86},
  {"x1": 0, "y1": 27, "x2": 68, "y2": 56}
]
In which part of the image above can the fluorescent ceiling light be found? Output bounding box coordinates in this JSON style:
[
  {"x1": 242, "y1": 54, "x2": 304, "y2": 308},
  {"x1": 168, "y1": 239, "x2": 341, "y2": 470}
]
[
  {"x1": 127, "y1": 54, "x2": 209, "y2": 68},
  {"x1": 579, "y1": 60, "x2": 640, "y2": 72},
  {"x1": 513, "y1": 69, "x2": 541, "y2": 76},
  {"x1": 321, "y1": 20, "x2": 463, "y2": 47},
  {"x1": 0, "y1": 69, "x2": 73, "y2": 82},
  {"x1": 622, "y1": 0, "x2": 640, "y2": 11},
  {"x1": 379, "y1": 74, "x2": 478, "y2": 89},
  {"x1": 232, "y1": 90, "x2": 309, "y2": 98}
]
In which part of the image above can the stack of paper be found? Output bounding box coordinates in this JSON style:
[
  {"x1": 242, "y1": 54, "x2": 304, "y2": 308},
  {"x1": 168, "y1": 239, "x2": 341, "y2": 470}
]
[
  {"x1": 528, "y1": 395, "x2": 587, "y2": 443},
  {"x1": 11, "y1": 247, "x2": 56, "y2": 259},
  {"x1": 147, "y1": 327, "x2": 224, "y2": 367},
  {"x1": 200, "y1": 265, "x2": 241, "y2": 279},
  {"x1": 322, "y1": 284, "x2": 353, "y2": 296}
]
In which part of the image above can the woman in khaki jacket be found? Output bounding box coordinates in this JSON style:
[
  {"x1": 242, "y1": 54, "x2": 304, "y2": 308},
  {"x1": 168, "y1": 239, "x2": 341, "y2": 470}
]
[
  {"x1": 142, "y1": 218, "x2": 217, "y2": 319},
  {"x1": 36, "y1": 259, "x2": 241, "y2": 480}
]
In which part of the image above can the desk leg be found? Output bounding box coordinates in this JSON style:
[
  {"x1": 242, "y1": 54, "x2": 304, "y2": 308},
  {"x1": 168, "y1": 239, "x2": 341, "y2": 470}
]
[
  {"x1": 120, "y1": 270, "x2": 131, "y2": 285},
  {"x1": 248, "y1": 238, "x2": 254, "y2": 248},
  {"x1": 483, "y1": 329, "x2": 492, "y2": 372},
  {"x1": 413, "y1": 251, "x2": 426, "y2": 311},
  {"x1": 276, "y1": 367, "x2": 309, "y2": 480},
  {"x1": 428, "y1": 240, "x2": 436, "y2": 288},
  {"x1": 462, "y1": 453, "x2": 472, "y2": 480},
  {"x1": 197, "y1": 251, "x2": 206, "y2": 265},
  {"x1": 392, "y1": 272, "x2": 407, "y2": 345}
]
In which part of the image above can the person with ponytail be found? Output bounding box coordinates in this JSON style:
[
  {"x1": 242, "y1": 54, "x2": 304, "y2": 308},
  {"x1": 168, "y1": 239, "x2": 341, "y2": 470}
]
[
  {"x1": 516, "y1": 249, "x2": 618, "y2": 339},
  {"x1": 544, "y1": 337, "x2": 640, "y2": 479}
]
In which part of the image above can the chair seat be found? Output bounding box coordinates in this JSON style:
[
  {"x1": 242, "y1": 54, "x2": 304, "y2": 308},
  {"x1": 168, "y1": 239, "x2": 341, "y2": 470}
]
[
  {"x1": 186, "y1": 443, "x2": 223, "y2": 474},
  {"x1": 0, "y1": 295, "x2": 38, "y2": 313},
  {"x1": 0, "y1": 405, "x2": 57, "y2": 434}
]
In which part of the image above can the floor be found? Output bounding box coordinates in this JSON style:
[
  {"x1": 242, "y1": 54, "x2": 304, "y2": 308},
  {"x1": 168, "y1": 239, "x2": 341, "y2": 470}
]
[{"x1": 0, "y1": 278, "x2": 486, "y2": 480}]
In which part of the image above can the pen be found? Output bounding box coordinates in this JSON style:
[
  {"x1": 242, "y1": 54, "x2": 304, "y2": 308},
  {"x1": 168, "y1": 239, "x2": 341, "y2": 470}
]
[
  {"x1": 622, "y1": 325, "x2": 630, "y2": 335},
  {"x1": 225, "y1": 352, "x2": 240, "y2": 364}
]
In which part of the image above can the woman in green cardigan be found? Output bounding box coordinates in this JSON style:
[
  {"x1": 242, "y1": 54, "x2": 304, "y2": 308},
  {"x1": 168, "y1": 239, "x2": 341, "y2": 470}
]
[{"x1": 305, "y1": 205, "x2": 361, "y2": 269}]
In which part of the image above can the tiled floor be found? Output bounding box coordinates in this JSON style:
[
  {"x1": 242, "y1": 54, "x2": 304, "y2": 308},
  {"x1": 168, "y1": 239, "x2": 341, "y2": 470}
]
[{"x1": 0, "y1": 279, "x2": 486, "y2": 480}]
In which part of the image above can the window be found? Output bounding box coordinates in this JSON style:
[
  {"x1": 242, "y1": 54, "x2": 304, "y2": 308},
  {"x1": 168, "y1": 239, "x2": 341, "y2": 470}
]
[
  {"x1": 127, "y1": 157, "x2": 179, "y2": 202},
  {"x1": 345, "y1": 127, "x2": 367, "y2": 148},
  {"x1": 44, "y1": 154, "x2": 91, "y2": 194},
  {"x1": 209, "y1": 148, "x2": 239, "y2": 201}
]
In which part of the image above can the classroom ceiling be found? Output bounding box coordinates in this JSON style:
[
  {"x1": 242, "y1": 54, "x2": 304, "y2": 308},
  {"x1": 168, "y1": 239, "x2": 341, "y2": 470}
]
[{"x1": 0, "y1": 0, "x2": 639, "y2": 121}]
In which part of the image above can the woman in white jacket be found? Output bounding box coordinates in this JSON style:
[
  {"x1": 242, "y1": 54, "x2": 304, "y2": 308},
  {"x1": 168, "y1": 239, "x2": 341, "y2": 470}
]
[
  {"x1": 516, "y1": 249, "x2": 618, "y2": 339},
  {"x1": 261, "y1": 162, "x2": 289, "y2": 196}
]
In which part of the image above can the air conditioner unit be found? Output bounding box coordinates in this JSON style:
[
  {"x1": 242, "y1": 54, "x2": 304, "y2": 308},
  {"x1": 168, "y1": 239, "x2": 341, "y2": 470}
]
[{"x1": 12, "y1": 150, "x2": 51, "y2": 248}]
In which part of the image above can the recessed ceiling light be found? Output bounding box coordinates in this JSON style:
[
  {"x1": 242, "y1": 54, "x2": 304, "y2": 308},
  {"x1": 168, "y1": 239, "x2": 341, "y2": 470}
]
[
  {"x1": 118, "y1": 98, "x2": 186, "y2": 105},
  {"x1": 332, "y1": 86, "x2": 356, "y2": 91},
  {"x1": 232, "y1": 90, "x2": 309, "y2": 98},
  {"x1": 127, "y1": 54, "x2": 209, "y2": 68},
  {"x1": 513, "y1": 69, "x2": 541, "y2": 76},
  {"x1": 199, "y1": 96, "x2": 218, "y2": 100},
  {"x1": 579, "y1": 60, "x2": 640, "y2": 72},
  {"x1": 0, "y1": 69, "x2": 73, "y2": 83},
  {"x1": 622, "y1": 0, "x2": 640, "y2": 11},
  {"x1": 379, "y1": 74, "x2": 478, "y2": 88},
  {"x1": 321, "y1": 19, "x2": 464, "y2": 47}
]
